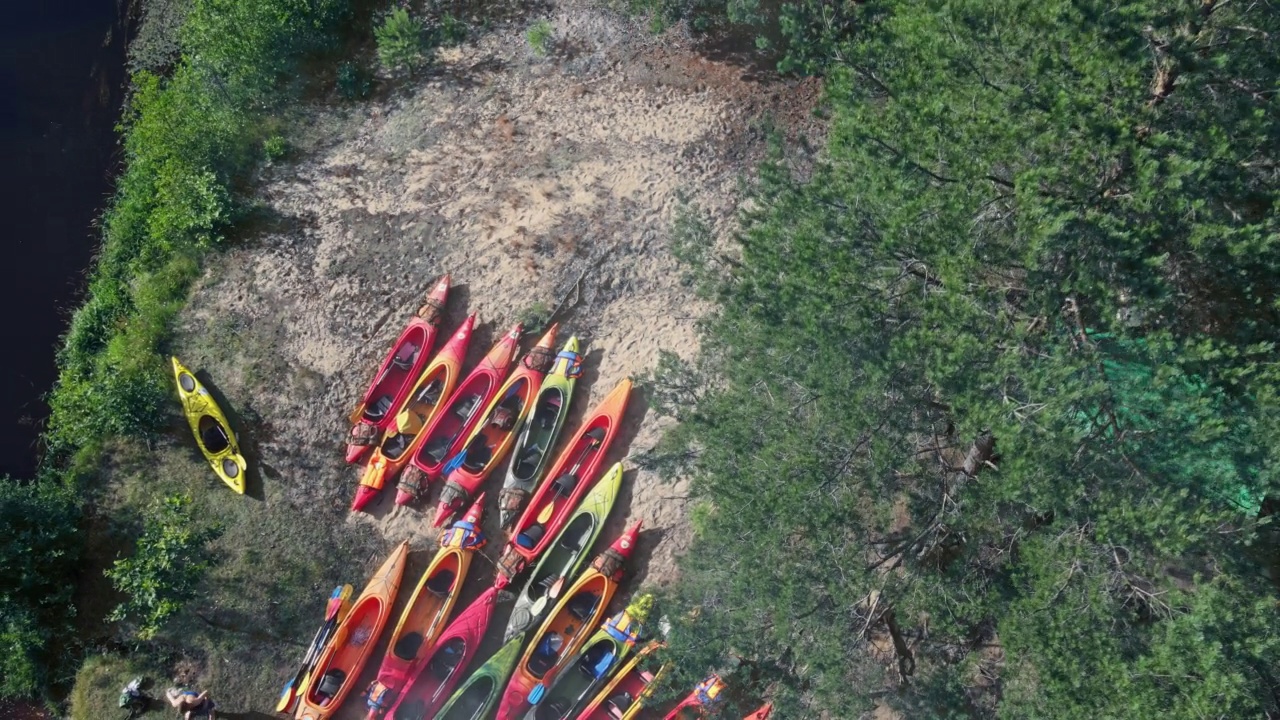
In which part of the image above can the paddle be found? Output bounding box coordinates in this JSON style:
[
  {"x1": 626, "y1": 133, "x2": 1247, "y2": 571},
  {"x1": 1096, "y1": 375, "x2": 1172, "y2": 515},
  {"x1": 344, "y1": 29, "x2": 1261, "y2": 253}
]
[
  {"x1": 528, "y1": 540, "x2": 582, "y2": 617},
  {"x1": 559, "y1": 649, "x2": 620, "y2": 720},
  {"x1": 274, "y1": 584, "x2": 354, "y2": 714},
  {"x1": 530, "y1": 427, "x2": 606, "y2": 528}
]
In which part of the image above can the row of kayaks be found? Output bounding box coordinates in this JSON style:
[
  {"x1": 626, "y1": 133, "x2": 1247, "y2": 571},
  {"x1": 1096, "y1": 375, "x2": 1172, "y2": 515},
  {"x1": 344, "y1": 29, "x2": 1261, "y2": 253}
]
[
  {"x1": 275, "y1": 526, "x2": 771, "y2": 720},
  {"x1": 166, "y1": 276, "x2": 771, "y2": 718},
  {"x1": 342, "y1": 275, "x2": 633, "y2": 565}
]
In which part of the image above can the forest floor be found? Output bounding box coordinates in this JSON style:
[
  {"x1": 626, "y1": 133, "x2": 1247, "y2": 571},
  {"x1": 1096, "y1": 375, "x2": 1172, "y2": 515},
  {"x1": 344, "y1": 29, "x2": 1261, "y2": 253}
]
[{"x1": 78, "y1": 3, "x2": 822, "y2": 717}]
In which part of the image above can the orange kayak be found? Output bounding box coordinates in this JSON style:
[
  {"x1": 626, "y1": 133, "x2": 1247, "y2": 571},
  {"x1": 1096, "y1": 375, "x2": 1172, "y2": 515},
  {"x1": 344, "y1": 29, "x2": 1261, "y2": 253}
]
[
  {"x1": 494, "y1": 522, "x2": 641, "y2": 720},
  {"x1": 495, "y1": 379, "x2": 632, "y2": 587},
  {"x1": 396, "y1": 323, "x2": 523, "y2": 505},
  {"x1": 744, "y1": 702, "x2": 773, "y2": 719},
  {"x1": 295, "y1": 541, "x2": 411, "y2": 720},
  {"x1": 352, "y1": 315, "x2": 475, "y2": 511},
  {"x1": 346, "y1": 276, "x2": 450, "y2": 463},
  {"x1": 362, "y1": 497, "x2": 487, "y2": 719},
  {"x1": 432, "y1": 324, "x2": 560, "y2": 527}
]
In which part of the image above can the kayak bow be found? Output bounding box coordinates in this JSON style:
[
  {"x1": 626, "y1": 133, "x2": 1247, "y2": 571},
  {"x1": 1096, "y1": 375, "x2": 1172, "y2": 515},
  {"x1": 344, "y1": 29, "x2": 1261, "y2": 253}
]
[{"x1": 346, "y1": 275, "x2": 450, "y2": 463}]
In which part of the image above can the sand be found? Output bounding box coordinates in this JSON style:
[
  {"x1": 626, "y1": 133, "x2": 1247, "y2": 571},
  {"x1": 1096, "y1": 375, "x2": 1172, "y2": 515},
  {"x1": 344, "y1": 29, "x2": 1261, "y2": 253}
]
[{"x1": 174, "y1": 4, "x2": 822, "y2": 714}]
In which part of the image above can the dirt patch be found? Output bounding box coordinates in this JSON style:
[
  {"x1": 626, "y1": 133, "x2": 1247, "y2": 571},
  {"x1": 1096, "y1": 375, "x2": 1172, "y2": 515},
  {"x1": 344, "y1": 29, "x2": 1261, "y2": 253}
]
[{"x1": 167, "y1": 3, "x2": 822, "y2": 715}]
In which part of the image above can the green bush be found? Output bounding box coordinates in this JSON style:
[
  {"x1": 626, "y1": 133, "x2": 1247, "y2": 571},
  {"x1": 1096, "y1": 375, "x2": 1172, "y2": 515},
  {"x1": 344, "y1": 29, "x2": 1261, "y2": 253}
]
[
  {"x1": 0, "y1": 480, "x2": 81, "y2": 697},
  {"x1": 375, "y1": 7, "x2": 430, "y2": 74},
  {"x1": 106, "y1": 495, "x2": 220, "y2": 640},
  {"x1": 336, "y1": 61, "x2": 373, "y2": 99},
  {"x1": 263, "y1": 135, "x2": 288, "y2": 161},
  {"x1": 526, "y1": 19, "x2": 554, "y2": 57},
  {"x1": 439, "y1": 13, "x2": 468, "y2": 46}
]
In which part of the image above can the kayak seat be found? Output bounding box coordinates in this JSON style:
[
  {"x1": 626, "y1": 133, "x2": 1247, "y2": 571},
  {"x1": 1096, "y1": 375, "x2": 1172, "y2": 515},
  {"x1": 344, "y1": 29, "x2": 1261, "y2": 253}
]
[
  {"x1": 366, "y1": 394, "x2": 394, "y2": 421},
  {"x1": 391, "y1": 343, "x2": 419, "y2": 370},
  {"x1": 383, "y1": 433, "x2": 411, "y2": 459},
  {"x1": 606, "y1": 692, "x2": 633, "y2": 718},
  {"x1": 200, "y1": 420, "x2": 230, "y2": 453},
  {"x1": 516, "y1": 524, "x2": 545, "y2": 549},
  {"x1": 429, "y1": 639, "x2": 466, "y2": 680},
  {"x1": 567, "y1": 593, "x2": 598, "y2": 622},
  {"x1": 423, "y1": 434, "x2": 454, "y2": 463},
  {"x1": 535, "y1": 395, "x2": 560, "y2": 428},
  {"x1": 425, "y1": 568, "x2": 457, "y2": 596},
  {"x1": 490, "y1": 406, "x2": 516, "y2": 431},
  {"x1": 315, "y1": 669, "x2": 346, "y2": 701},
  {"x1": 551, "y1": 474, "x2": 576, "y2": 498},
  {"x1": 415, "y1": 379, "x2": 443, "y2": 406},
  {"x1": 453, "y1": 394, "x2": 481, "y2": 420},
  {"x1": 394, "y1": 631, "x2": 424, "y2": 660},
  {"x1": 461, "y1": 437, "x2": 492, "y2": 472}
]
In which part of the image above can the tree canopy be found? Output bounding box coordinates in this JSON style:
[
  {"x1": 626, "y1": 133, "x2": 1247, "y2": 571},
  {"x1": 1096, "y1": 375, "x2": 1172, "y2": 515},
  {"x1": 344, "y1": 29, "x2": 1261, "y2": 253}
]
[{"x1": 652, "y1": 0, "x2": 1280, "y2": 716}]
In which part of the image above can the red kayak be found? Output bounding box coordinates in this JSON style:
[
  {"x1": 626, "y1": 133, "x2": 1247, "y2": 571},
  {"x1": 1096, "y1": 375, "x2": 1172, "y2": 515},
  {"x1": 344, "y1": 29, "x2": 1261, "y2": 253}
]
[
  {"x1": 494, "y1": 379, "x2": 632, "y2": 587},
  {"x1": 431, "y1": 324, "x2": 560, "y2": 527},
  {"x1": 396, "y1": 322, "x2": 523, "y2": 506},
  {"x1": 744, "y1": 702, "x2": 773, "y2": 719},
  {"x1": 662, "y1": 675, "x2": 727, "y2": 720},
  {"x1": 352, "y1": 315, "x2": 476, "y2": 512},
  {"x1": 346, "y1": 276, "x2": 450, "y2": 463},
  {"x1": 386, "y1": 586, "x2": 501, "y2": 720}
]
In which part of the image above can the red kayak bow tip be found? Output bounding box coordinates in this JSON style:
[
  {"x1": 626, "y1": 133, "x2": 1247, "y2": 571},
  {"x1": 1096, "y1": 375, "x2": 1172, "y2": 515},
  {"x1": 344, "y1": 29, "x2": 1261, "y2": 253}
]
[
  {"x1": 431, "y1": 501, "x2": 456, "y2": 527},
  {"x1": 613, "y1": 520, "x2": 643, "y2": 561},
  {"x1": 345, "y1": 443, "x2": 371, "y2": 464},
  {"x1": 394, "y1": 489, "x2": 415, "y2": 506},
  {"x1": 351, "y1": 485, "x2": 380, "y2": 512},
  {"x1": 460, "y1": 492, "x2": 486, "y2": 525},
  {"x1": 428, "y1": 273, "x2": 451, "y2": 303}
]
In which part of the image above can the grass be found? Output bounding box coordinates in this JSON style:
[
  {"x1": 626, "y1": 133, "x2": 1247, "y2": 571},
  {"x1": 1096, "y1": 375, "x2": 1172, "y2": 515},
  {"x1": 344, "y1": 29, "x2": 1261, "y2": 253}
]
[
  {"x1": 526, "y1": 19, "x2": 554, "y2": 57},
  {"x1": 68, "y1": 654, "x2": 167, "y2": 720}
]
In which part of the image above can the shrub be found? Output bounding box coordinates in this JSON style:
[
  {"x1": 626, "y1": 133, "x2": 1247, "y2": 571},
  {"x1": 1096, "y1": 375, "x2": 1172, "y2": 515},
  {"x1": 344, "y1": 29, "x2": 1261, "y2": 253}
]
[
  {"x1": 263, "y1": 135, "x2": 288, "y2": 161},
  {"x1": 439, "y1": 13, "x2": 468, "y2": 46},
  {"x1": 105, "y1": 495, "x2": 221, "y2": 640},
  {"x1": 517, "y1": 301, "x2": 552, "y2": 334},
  {"x1": 336, "y1": 61, "x2": 373, "y2": 99},
  {"x1": 526, "y1": 19, "x2": 554, "y2": 57},
  {"x1": 375, "y1": 7, "x2": 430, "y2": 74}
]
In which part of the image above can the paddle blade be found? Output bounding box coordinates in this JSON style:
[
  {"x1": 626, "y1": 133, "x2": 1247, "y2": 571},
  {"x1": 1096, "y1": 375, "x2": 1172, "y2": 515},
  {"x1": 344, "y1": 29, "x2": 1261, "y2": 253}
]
[
  {"x1": 335, "y1": 584, "x2": 355, "y2": 621},
  {"x1": 274, "y1": 679, "x2": 297, "y2": 714},
  {"x1": 442, "y1": 448, "x2": 467, "y2": 475},
  {"x1": 536, "y1": 500, "x2": 555, "y2": 524},
  {"x1": 546, "y1": 573, "x2": 569, "y2": 600},
  {"x1": 529, "y1": 595, "x2": 549, "y2": 617},
  {"x1": 348, "y1": 403, "x2": 366, "y2": 426}
]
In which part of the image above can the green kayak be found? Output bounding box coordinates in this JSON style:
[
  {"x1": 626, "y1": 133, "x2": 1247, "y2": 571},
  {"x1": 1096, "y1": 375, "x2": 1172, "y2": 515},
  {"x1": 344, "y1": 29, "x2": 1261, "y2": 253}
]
[
  {"x1": 498, "y1": 337, "x2": 582, "y2": 530},
  {"x1": 435, "y1": 631, "x2": 527, "y2": 720},
  {"x1": 502, "y1": 462, "x2": 623, "y2": 643}
]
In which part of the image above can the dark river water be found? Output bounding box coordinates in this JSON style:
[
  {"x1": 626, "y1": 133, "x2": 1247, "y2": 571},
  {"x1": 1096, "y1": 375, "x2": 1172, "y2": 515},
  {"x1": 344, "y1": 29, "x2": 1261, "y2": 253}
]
[{"x1": 0, "y1": 1, "x2": 128, "y2": 478}]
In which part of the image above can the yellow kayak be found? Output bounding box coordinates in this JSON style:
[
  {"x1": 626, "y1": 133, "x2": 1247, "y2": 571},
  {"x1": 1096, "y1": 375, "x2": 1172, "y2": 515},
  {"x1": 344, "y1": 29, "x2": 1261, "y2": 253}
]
[{"x1": 172, "y1": 356, "x2": 247, "y2": 494}]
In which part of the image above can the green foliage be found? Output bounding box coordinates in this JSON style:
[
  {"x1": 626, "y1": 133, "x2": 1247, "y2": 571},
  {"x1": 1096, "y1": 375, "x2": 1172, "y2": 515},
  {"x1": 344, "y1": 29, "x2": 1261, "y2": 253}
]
[
  {"x1": 655, "y1": 0, "x2": 1280, "y2": 716},
  {"x1": 438, "y1": 13, "x2": 468, "y2": 46},
  {"x1": 518, "y1": 301, "x2": 552, "y2": 335},
  {"x1": 105, "y1": 495, "x2": 220, "y2": 640},
  {"x1": 337, "y1": 61, "x2": 374, "y2": 100},
  {"x1": 0, "y1": 480, "x2": 81, "y2": 698},
  {"x1": 45, "y1": 0, "x2": 350, "y2": 463},
  {"x1": 376, "y1": 7, "x2": 430, "y2": 74},
  {"x1": 526, "y1": 19, "x2": 554, "y2": 57},
  {"x1": 263, "y1": 135, "x2": 288, "y2": 162},
  {"x1": 68, "y1": 654, "x2": 165, "y2": 720}
]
